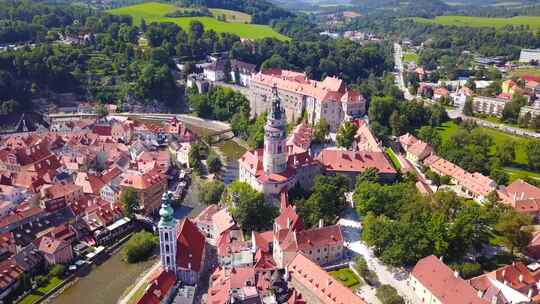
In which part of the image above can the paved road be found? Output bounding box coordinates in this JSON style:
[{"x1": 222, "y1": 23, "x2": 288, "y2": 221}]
[
  {"x1": 394, "y1": 43, "x2": 414, "y2": 101},
  {"x1": 338, "y1": 208, "x2": 421, "y2": 304}
]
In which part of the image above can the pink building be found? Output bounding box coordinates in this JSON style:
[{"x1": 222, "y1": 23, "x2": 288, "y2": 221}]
[{"x1": 38, "y1": 236, "x2": 74, "y2": 265}]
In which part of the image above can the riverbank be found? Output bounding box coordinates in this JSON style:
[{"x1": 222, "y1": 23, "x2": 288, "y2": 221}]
[{"x1": 47, "y1": 236, "x2": 157, "y2": 304}]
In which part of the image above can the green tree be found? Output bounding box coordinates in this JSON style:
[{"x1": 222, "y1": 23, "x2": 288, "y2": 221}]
[
  {"x1": 123, "y1": 231, "x2": 159, "y2": 263},
  {"x1": 313, "y1": 118, "x2": 330, "y2": 143},
  {"x1": 49, "y1": 264, "x2": 66, "y2": 278},
  {"x1": 199, "y1": 180, "x2": 225, "y2": 205},
  {"x1": 336, "y1": 121, "x2": 358, "y2": 149},
  {"x1": 463, "y1": 97, "x2": 474, "y2": 116},
  {"x1": 526, "y1": 140, "x2": 540, "y2": 171},
  {"x1": 495, "y1": 210, "x2": 533, "y2": 257},
  {"x1": 417, "y1": 125, "x2": 442, "y2": 150},
  {"x1": 120, "y1": 187, "x2": 139, "y2": 218},
  {"x1": 223, "y1": 181, "x2": 278, "y2": 231},
  {"x1": 376, "y1": 285, "x2": 404, "y2": 304},
  {"x1": 207, "y1": 150, "x2": 222, "y2": 174},
  {"x1": 297, "y1": 175, "x2": 349, "y2": 227},
  {"x1": 495, "y1": 140, "x2": 516, "y2": 165}
]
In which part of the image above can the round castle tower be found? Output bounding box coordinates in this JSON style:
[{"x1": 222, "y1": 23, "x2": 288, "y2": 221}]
[{"x1": 263, "y1": 84, "x2": 287, "y2": 175}]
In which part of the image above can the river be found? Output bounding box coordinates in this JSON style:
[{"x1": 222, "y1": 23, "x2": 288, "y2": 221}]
[{"x1": 49, "y1": 244, "x2": 156, "y2": 304}]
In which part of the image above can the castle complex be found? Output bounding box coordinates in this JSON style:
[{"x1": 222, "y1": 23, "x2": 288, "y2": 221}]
[
  {"x1": 249, "y1": 69, "x2": 366, "y2": 131},
  {"x1": 239, "y1": 85, "x2": 320, "y2": 196}
]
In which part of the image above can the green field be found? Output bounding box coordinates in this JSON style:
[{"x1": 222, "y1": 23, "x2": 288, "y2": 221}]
[
  {"x1": 411, "y1": 15, "x2": 540, "y2": 30},
  {"x1": 108, "y1": 2, "x2": 288, "y2": 40},
  {"x1": 385, "y1": 148, "x2": 401, "y2": 170},
  {"x1": 402, "y1": 52, "x2": 419, "y2": 64},
  {"x1": 511, "y1": 67, "x2": 540, "y2": 78},
  {"x1": 329, "y1": 268, "x2": 362, "y2": 289},
  {"x1": 18, "y1": 277, "x2": 63, "y2": 304}
]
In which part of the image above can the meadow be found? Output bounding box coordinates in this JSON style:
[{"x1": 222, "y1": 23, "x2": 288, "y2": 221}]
[
  {"x1": 411, "y1": 15, "x2": 540, "y2": 30},
  {"x1": 108, "y1": 2, "x2": 288, "y2": 40},
  {"x1": 436, "y1": 121, "x2": 539, "y2": 181}
]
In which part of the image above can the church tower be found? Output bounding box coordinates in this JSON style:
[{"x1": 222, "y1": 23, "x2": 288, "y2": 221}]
[
  {"x1": 158, "y1": 192, "x2": 177, "y2": 274},
  {"x1": 263, "y1": 85, "x2": 287, "y2": 174}
]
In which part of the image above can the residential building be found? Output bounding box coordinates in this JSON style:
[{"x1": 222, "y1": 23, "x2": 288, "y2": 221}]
[
  {"x1": 502, "y1": 80, "x2": 520, "y2": 96},
  {"x1": 352, "y1": 119, "x2": 383, "y2": 153},
  {"x1": 433, "y1": 87, "x2": 450, "y2": 101},
  {"x1": 315, "y1": 149, "x2": 397, "y2": 185},
  {"x1": 0, "y1": 259, "x2": 23, "y2": 301},
  {"x1": 410, "y1": 255, "x2": 488, "y2": 304},
  {"x1": 38, "y1": 236, "x2": 74, "y2": 265},
  {"x1": 231, "y1": 59, "x2": 256, "y2": 87},
  {"x1": 520, "y1": 105, "x2": 540, "y2": 120},
  {"x1": 473, "y1": 96, "x2": 509, "y2": 117},
  {"x1": 120, "y1": 168, "x2": 167, "y2": 215},
  {"x1": 519, "y1": 49, "x2": 540, "y2": 63},
  {"x1": 497, "y1": 179, "x2": 540, "y2": 217},
  {"x1": 424, "y1": 154, "x2": 496, "y2": 202},
  {"x1": 249, "y1": 69, "x2": 365, "y2": 131},
  {"x1": 203, "y1": 61, "x2": 225, "y2": 82},
  {"x1": 399, "y1": 133, "x2": 433, "y2": 164},
  {"x1": 470, "y1": 262, "x2": 540, "y2": 303},
  {"x1": 286, "y1": 253, "x2": 366, "y2": 304}
]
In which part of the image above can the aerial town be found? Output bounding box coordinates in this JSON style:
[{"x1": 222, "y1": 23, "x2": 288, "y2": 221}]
[{"x1": 2, "y1": 1, "x2": 540, "y2": 304}]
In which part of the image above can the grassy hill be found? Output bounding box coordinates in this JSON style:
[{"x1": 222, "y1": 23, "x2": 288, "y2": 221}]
[
  {"x1": 411, "y1": 15, "x2": 540, "y2": 30},
  {"x1": 108, "y1": 2, "x2": 288, "y2": 40}
]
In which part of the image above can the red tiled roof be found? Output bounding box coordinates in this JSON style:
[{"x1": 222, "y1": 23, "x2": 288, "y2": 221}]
[
  {"x1": 287, "y1": 253, "x2": 366, "y2": 304},
  {"x1": 176, "y1": 218, "x2": 205, "y2": 272},
  {"x1": 136, "y1": 267, "x2": 176, "y2": 304},
  {"x1": 412, "y1": 255, "x2": 488, "y2": 304},
  {"x1": 92, "y1": 125, "x2": 112, "y2": 137},
  {"x1": 296, "y1": 225, "x2": 343, "y2": 251},
  {"x1": 38, "y1": 236, "x2": 69, "y2": 255},
  {"x1": 316, "y1": 149, "x2": 396, "y2": 174}
]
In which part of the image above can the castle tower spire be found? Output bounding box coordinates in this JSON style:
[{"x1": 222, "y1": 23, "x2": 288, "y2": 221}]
[
  {"x1": 158, "y1": 192, "x2": 177, "y2": 274},
  {"x1": 263, "y1": 84, "x2": 287, "y2": 174}
]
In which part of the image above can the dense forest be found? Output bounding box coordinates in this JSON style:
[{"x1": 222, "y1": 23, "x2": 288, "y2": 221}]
[{"x1": 0, "y1": 0, "x2": 392, "y2": 115}]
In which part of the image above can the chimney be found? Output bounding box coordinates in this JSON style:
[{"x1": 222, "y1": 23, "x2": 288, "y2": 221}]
[
  {"x1": 477, "y1": 290, "x2": 483, "y2": 298},
  {"x1": 519, "y1": 274, "x2": 524, "y2": 283},
  {"x1": 502, "y1": 269, "x2": 506, "y2": 277},
  {"x1": 522, "y1": 192, "x2": 525, "y2": 200},
  {"x1": 439, "y1": 256, "x2": 443, "y2": 262},
  {"x1": 528, "y1": 288, "x2": 533, "y2": 298},
  {"x1": 454, "y1": 270, "x2": 459, "y2": 278},
  {"x1": 319, "y1": 219, "x2": 324, "y2": 228}
]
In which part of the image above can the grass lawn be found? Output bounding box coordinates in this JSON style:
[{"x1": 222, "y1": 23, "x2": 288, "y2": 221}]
[
  {"x1": 402, "y1": 52, "x2": 419, "y2": 64},
  {"x1": 511, "y1": 67, "x2": 540, "y2": 78},
  {"x1": 210, "y1": 8, "x2": 251, "y2": 23},
  {"x1": 503, "y1": 166, "x2": 540, "y2": 182},
  {"x1": 329, "y1": 268, "x2": 362, "y2": 289},
  {"x1": 18, "y1": 277, "x2": 63, "y2": 304},
  {"x1": 108, "y1": 2, "x2": 288, "y2": 40},
  {"x1": 385, "y1": 148, "x2": 401, "y2": 170},
  {"x1": 410, "y1": 15, "x2": 540, "y2": 30}
]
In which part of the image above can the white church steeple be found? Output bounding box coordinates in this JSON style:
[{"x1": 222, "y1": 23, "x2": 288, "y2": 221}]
[{"x1": 158, "y1": 192, "x2": 177, "y2": 274}]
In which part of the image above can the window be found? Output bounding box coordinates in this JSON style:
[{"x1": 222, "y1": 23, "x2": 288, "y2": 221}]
[
  {"x1": 164, "y1": 233, "x2": 169, "y2": 242},
  {"x1": 166, "y1": 245, "x2": 170, "y2": 253}
]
